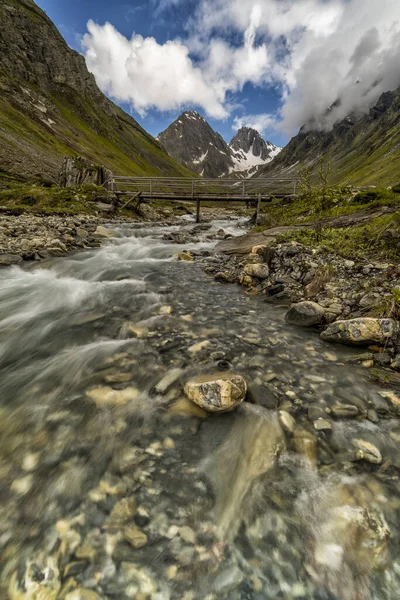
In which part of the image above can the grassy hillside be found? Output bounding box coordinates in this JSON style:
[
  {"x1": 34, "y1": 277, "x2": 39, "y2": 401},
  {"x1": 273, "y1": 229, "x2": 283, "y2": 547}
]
[{"x1": 0, "y1": 0, "x2": 195, "y2": 182}]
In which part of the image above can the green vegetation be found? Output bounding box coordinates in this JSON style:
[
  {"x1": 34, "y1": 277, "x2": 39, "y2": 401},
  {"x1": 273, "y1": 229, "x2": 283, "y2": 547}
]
[
  {"x1": 276, "y1": 210, "x2": 400, "y2": 260},
  {"x1": 256, "y1": 160, "x2": 400, "y2": 260},
  {"x1": 0, "y1": 183, "x2": 111, "y2": 214}
]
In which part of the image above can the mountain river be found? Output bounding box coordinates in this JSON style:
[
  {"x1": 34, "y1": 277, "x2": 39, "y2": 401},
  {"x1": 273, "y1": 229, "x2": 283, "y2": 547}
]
[{"x1": 0, "y1": 217, "x2": 399, "y2": 600}]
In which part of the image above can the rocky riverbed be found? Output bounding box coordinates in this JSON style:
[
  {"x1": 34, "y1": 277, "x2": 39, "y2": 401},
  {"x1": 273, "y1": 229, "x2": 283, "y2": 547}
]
[
  {"x1": 201, "y1": 229, "x2": 400, "y2": 373},
  {"x1": 0, "y1": 217, "x2": 400, "y2": 600}
]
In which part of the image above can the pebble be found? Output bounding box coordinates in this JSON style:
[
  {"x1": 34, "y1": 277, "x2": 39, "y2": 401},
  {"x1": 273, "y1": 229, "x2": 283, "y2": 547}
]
[{"x1": 314, "y1": 418, "x2": 332, "y2": 431}]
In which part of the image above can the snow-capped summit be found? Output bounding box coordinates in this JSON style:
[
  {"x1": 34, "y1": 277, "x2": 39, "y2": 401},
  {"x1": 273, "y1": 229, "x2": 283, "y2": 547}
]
[{"x1": 158, "y1": 113, "x2": 281, "y2": 177}]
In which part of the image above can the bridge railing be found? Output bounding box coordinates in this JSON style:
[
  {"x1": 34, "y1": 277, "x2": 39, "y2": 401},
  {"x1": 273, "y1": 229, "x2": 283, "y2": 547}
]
[{"x1": 112, "y1": 177, "x2": 298, "y2": 198}]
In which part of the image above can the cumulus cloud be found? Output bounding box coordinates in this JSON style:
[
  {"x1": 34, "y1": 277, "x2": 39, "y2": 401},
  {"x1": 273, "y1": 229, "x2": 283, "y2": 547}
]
[
  {"x1": 82, "y1": 0, "x2": 400, "y2": 136},
  {"x1": 233, "y1": 113, "x2": 276, "y2": 136},
  {"x1": 82, "y1": 21, "x2": 227, "y2": 118}
]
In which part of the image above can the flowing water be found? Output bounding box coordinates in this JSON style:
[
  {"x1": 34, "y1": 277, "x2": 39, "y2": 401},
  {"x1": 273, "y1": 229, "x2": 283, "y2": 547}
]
[{"x1": 0, "y1": 218, "x2": 400, "y2": 600}]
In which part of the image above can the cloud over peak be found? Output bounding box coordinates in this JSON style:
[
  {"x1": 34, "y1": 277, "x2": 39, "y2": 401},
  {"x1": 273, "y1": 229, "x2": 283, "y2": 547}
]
[{"x1": 82, "y1": 0, "x2": 400, "y2": 137}]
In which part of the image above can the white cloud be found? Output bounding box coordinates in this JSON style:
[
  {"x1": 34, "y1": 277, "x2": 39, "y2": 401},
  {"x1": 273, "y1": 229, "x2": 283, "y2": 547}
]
[
  {"x1": 82, "y1": 21, "x2": 227, "y2": 119},
  {"x1": 82, "y1": 0, "x2": 400, "y2": 136},
  {"x1": 233, "y1": 113, "x2": 276, "y2": 137}
]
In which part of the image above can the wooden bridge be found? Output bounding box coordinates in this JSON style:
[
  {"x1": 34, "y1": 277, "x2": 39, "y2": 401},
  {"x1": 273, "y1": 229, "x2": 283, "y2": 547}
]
[{"x1": 110, "y1": 176, "x2": 298, "y2": 222}]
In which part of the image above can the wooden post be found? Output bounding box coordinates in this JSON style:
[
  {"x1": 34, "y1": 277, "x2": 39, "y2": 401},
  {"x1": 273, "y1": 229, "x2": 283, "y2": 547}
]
[
  {"x1": 256, "y1": 194, "x2": 261, "y2": 226},
  {"x1": 196, "y1": 197, "x2": 201, "y2": 223},
  {"x1": 150, "y1": 179, "x2": 153, "y2": 198}
]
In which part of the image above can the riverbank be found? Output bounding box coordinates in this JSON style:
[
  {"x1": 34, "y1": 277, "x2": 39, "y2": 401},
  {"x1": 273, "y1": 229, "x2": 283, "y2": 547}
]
[
  {"x1": 197, "y1": 228, "x2": 400, "y2": 375},
  {"x1": 0, "y1": 202, "x2": 244, "y2": 267}
]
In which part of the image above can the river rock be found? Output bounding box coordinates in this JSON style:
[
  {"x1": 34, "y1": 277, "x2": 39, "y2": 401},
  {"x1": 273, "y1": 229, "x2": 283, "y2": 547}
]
[
  {"x1": 184, "y1": 374, "x2": 247, "y2": 412},
  {"x1": 293, "y1": 429, "x2": 317, "y2": 467},
  {"x1": 243, "y1": 263, "x2": 270, "y2": 279},
  {"x1": 279, "y1": 410, "x2": 296, "y2": 433},
  {"x1": 214, "y1": 271, "x2": 236, "y2": 283},
  {"x1": 321, "y1": 318, "x2": 397, "y2": 346},
  {"x1": 175, "y1": 251, "x2": 194, "y2": 262},
  {"x1": 0, "y1": 253, "x2": 22, "y2": 266},
  {"x1": 285, "y1": 301, "x2": 325, "y2": 327},
  {"x1": 94, "y1": 225, "x2": 116, "y2": 238},
  {"x1": 353, "y1": 439, "x2": 382, "y2": 464},
  {"x1": 86, "y1": 386, "x2": 140, "y2": 407}
]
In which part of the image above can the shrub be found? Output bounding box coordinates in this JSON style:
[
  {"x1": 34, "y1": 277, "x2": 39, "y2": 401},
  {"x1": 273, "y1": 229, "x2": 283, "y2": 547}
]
[
  {"x1": 392, "y1": 184, "x2": 400, "y2": 194},
  {"x1": 351, "y1": 189, "x2": 391, "y2": 204}
]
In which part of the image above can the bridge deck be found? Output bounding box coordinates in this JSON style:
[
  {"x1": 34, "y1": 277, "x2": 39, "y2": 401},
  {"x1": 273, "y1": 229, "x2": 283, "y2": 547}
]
[{"x1": 111, "y1": 176, "x2": 298, "y2": 200}]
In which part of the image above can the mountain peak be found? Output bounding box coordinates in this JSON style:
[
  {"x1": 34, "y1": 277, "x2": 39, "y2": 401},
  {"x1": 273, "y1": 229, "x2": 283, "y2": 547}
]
[
  {"x1": 229, "y1": 127, "x2": 282, "y2": 171},
  {"x1": 158, "y1": 113, "x2": 282, "y2": 177}
]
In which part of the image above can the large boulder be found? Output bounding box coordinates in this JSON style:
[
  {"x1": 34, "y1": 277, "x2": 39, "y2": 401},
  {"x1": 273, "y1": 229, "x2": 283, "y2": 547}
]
[
  {"x1": 285, "y1": 301, "x2": 325, "y2": 327},
  {"x1": 184, "y1": 374, "x2": 247, "y2": 412},
  {"x1": 321, "y1": 318, "x2": 397, "y2": 346},
  {"x1": 59, "y1": 156, "x2": 112, "y2": 188},
  {"x1": 243, "y1": 263, "x2": 269, "y2": 280}
]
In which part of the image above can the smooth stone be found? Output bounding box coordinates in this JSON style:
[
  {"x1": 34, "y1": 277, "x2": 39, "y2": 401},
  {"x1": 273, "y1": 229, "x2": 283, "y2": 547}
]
[
  {"x1": 169, "y1": 397, "x2": 209, "y2": 419},
  {"x1": 243, "y1": 263, "x2": 270, "y2": 280},
  {"x1": 314, "y1": 418, "x2": 332, "y2": 431},
  {"x1": 331, "y1": 403, "x2": 359, "y2": 418},
  {"x1": 179, "y1": 526, "x2": 196, "y2": 544},
  {"x1": 321, "y1": 318, "x2": 397, "y2": 346},
  {"x1": 293, "y1": 429, "x2": 317, "y2": 467},
  {"x1": 353, "y1": 439, "x2": 382, "y2": 464},
  {"x1": 184, "y1": 373, "x2": 247, "y2": 413},
  {"x1": 155, "y1": 368, "x2": 183, "y2": 394},
  {"x1": 214, "y1": 271, "x2": 236, "y2": 283},
  {"x1": 94, "y1": 225, "x2": 116, "y2": 238},
  {"x1": 279, "y1": 410, "x2": 296, "y2": 433},
  {"x1": 308, "y1": 406, "x2": 327, "y2": 420},
  {"x1": 285, "y1": 301, "x2": 325, "y2": 327},
  {"x1": 86, "y1": 386, "x2": 140, "y2": 407}
]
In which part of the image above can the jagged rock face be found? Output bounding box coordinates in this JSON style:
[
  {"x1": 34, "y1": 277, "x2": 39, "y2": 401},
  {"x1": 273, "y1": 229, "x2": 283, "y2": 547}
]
[
  {"x1": 158, "y1": 111, "x2": 235, "y2": 178},
  {"x1": 230, "y1": 127, "x2": 279, "y2": 162},
  {"x1": 0, "y1": 0, "x2": 191, "y2": 181},
  {"x1": 158, "y1": 115, "x2": 281, "y2": 178},
  {"x1": 257, "y1": 86, "x2": 400, "y2": 186}
]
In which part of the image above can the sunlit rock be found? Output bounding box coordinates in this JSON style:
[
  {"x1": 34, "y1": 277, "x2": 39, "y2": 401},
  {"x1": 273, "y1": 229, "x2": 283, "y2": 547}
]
[
  {"x1": 86, "y1": 386, "x2": 140, "y2": 407},
  {"x1": 353, "y1": 439, "x2": 382, "y2": 464},
  {"x1": 243, "y1": 263, "x2": 269, "y2": 279},
  {"x1": 321, "y1": 318, "x2": 397, "y2": 346},
  {"x1": 278, "y1": 410, "x2": 296, "y2": 433},
  {"x1": 185, "y1": 374, "x2": 247, "y2": 412},
  {"x1": 175, "y1": 251, "x2": 194, "y2": 261},
  {"x1": 94, "y1": 225, "x2": 116, "y2": 238}
]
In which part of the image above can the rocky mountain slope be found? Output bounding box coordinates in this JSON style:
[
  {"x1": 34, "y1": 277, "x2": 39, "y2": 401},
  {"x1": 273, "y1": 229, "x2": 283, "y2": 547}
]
[
  {"x1": 257, "y1": 87, "x2": 400, "y2": 186},
  {"x1": 0, "y1": 0, "x2": 193, "y2": 183},
  {"x1": 229, "y1": 127, "x2": 281, "y2": 175},
  {"x1": 158, "y1": 112, "x2": 280, "y2": 177}
]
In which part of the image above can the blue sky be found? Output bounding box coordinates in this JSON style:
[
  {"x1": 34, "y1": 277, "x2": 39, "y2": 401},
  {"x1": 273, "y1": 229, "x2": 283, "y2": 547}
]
[
  {"x1": 35, "y1": 0, "x2": 286, "y2": 146},
  {"x1": 35, "y1": 0, "x2": 400, "y2": 148}
]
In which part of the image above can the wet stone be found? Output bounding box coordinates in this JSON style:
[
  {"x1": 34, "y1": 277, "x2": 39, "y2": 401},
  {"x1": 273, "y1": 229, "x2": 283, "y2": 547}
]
[
  {"x1": 331, "y1": 403, "x2": 359, "y2": 418},
  {"x1": 285, "y1": 301, "x2": 325, "y2": 327},
  {"x1": 184, "y1": 374, "x2": 247, "y2": 412},
  {"x1": 314, "y1": 418, "x2": 332, "y2": 431}
]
